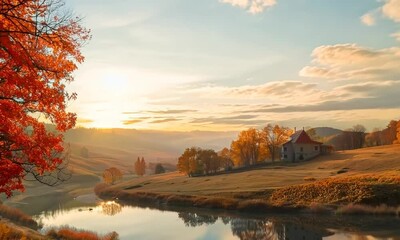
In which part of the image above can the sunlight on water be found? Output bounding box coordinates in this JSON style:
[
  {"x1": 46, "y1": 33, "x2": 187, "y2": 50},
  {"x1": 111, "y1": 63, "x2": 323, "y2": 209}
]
[
  {"x1": 35, "y1": 201, "x2": 400, "y2": 240},
  {"x1": 37, "y1": 202, "x2": 237, "y2": 240}
]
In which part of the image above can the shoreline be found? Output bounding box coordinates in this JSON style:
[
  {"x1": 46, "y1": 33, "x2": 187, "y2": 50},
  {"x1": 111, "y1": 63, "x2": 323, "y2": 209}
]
[{"x1": 94, "y1": 171, "x2": 400, "y2": 216}]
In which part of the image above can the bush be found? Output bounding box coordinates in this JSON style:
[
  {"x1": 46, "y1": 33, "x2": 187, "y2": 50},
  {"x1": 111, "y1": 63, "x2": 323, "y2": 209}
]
[
  {"x1": 337, "y1": 204, "x2": 400, "y2": 216},
  {"x1": 303, "y1": 177, "x2": 316, "y2": 181},
  {"x1": 0, "y1": 204, "x2": 38, "y2": 229},
  {"x1": 154, "y1": 163, "x2": 166, "y2": 174},
  {"x1": 46, "y1": 226, "x2": 119, "y2": 240}
]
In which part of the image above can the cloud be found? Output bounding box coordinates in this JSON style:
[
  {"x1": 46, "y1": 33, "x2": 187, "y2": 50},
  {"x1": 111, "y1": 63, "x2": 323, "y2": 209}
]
[
  {"x1": 122, "y1": 119, "x2": 143, "y2": 125},
  {"x1": 243, "y1": 81, "x2": 400, "y2": 113},
  {"x1": 191, "y1": 115, "x2": 266, "y2": 126},
  {"x1": 361, "y1": 13, "x2": 376, "y2": 26},
  {"x1": 220, "y1": 0, "x2": 276, "y2": 14},
  {"x1": 300, "y1": 44, "x2": 400, "y2": 81},
  {"x1": 122, "y1": 111, "x2": 141, "y2": 115},
  {"x1": 228, "y1": 81, "x2": 317, "y2": 97},
  {"x1": 77, "y1": 118, "x2": 94, "y2": 124},
  {"x1": 150, "y1": 118, "x2": 181, "y2": 124},
  {"x1": 147, "y1": 109, "x2": 197, "y2": 114},
  {"x1": 382, "y1": 0, "x2": 400, "y2": 22},
  {"x1": 391, "y1": 32, "x2": 400, "y2": 42}
]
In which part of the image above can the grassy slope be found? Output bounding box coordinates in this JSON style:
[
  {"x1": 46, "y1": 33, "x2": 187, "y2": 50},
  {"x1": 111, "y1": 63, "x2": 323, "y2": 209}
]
[
  {"x1": 3, "y1": 143, "x2": 137, "y2": 214},
  {"x1": 101, "y1": 144, "x2": 400, "y2": 207}
]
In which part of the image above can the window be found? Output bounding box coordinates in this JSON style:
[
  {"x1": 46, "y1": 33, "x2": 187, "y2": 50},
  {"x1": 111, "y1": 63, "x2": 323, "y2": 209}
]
[
  {"x1": 300, "y1": 147, "x2": 303, "y2": 152},
  {"x1": 315, "y1": 146, "x2": 319, "y2": 151},
  {"x1": 283, "y1": 147, "x2": 287, "y2": 152},
  {"x1": 284, "y1": 154, "x2": 287, "y2": 158}
]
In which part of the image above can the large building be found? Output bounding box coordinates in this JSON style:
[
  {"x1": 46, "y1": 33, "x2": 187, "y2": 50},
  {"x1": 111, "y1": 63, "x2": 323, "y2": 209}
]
[{"x1": 281, "y1": 130, "x2": 323, "y2": 162}]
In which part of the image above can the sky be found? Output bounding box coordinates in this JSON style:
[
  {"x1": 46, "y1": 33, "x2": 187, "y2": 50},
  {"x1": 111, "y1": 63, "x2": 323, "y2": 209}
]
[{"x1": 66, "y1": 0, "x2": 400, "y2": 131}]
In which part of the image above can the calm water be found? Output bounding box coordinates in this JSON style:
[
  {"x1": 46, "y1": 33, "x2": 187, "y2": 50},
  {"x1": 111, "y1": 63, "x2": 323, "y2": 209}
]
[{"x1": 35, "y1": 201, "x2": 400, "y2": 240}]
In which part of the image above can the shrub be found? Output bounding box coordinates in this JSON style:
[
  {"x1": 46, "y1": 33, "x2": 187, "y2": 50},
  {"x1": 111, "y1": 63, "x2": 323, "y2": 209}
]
[
  {"x1": 303, "y1": 177, "x2": 316, "y2": 181},
  {"x1": 0, "y1": 204, "x2": 38, "y2": 229},
  {"x1": 46, "y1": 226, "x2": 119, "y2": 240},
  {"x1": 337, "y1": 204, "x2": 400, "y2": 216}
]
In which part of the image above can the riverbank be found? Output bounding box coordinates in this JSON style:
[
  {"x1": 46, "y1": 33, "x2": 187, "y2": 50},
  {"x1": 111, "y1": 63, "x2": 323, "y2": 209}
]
[
  {"x1": 95, "y1": 145, "x2": 400, "y2": 214},
  {"x1": 94, "y1": 172, "x2": 400, "y2": 214}
]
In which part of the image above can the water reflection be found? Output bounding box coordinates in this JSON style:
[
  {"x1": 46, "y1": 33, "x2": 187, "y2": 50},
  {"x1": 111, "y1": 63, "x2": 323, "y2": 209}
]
[
  {"x1": 177, "y1": 212, "x2": 333, "y2": 240},
  {"x1": 101, "y1": 201, "x2": 122, "y2": 216},
  {"x1": 178, "y1": 212, "x2": 218, "y2": 227},
  {"x1": 36, "y1": 201, "x2": 400, "y2": 240}
]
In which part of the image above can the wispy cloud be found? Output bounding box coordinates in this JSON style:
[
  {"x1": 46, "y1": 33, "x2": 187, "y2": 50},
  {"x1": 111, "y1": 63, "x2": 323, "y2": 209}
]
[
  {"x1": 147, "y1": 109, "x2": 197, "y2": 115},
  {"x1": 122, "y1": 119, "x2": 143, "y2": 125},
  {"x1": 77, "y1": 118, "x2": 94, "y2": 124},
  {"x1": 220, "y1": 0, "x2": 276, "y2": 14},
  {"x1": 391, "y1": 32, "x2": 400, "y2": 42},
  {"x1": 228, "y1": 81, "x2": 318, "y2": 97},
  {"x1": 150, "y1": 118, "x2": 181, "y2": 124}
]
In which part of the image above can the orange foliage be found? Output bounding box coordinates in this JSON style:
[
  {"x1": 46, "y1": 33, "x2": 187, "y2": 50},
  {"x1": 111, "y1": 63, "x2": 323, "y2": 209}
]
[
  {"x1": 47, "y1": 226, "x2": 118, "y2": 240},
  {"x1": 231, "y1": 128, "x2": 266, "y2": 167},
  {"x1": 271, "y1": 173, "x2": 400, "y2": 206},
  {"x1": 0, "y1": 0, "x2": 90, "y2": 196},
  {"x1": 103, "y1": 167, "x2": 123, "y2": 185}
]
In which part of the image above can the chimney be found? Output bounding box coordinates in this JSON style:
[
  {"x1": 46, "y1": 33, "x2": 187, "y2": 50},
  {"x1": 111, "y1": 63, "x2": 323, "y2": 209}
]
[{"x1": 294, "y1": 127, "x2": 297, "y2": 132}]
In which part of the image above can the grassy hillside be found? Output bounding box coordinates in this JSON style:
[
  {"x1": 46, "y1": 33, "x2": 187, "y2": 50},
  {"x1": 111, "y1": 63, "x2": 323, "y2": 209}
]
[
  {"x1": 97, "y1": 144, "x2": 400, "y2": 209},
  {"x1": 102, "y1": 144, "x2": 400, "y2": 195}
]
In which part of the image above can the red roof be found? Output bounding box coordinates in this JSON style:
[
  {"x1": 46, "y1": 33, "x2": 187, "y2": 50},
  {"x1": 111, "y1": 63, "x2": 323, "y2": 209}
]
[{"x1": 288, "y1": 130, "x2": 322, "y2": 145}]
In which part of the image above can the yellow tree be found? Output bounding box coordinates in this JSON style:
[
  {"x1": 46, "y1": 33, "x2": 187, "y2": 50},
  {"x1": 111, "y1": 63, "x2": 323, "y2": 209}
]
[
  {"x1": 177, "y1": 147, "x2": 203, "y2": 176},
  {"x1": 102, "y1": 167, "x2": 123, "y2": 185},
  {"x1": 395, "y1": 121, "x2": 400, "y2": 144},
  {"x1": 230, "y1": 128, "x2": 267, "y2": 167},
  {"x1": 262, "y1": 124, "x2": 293, "y2": 162}
]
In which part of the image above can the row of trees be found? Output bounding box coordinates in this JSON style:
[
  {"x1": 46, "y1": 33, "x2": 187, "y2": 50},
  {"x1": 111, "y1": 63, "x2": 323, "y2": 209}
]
[
  {"x1": 230, "y1": 124, "x2": 293, "y2": 166},
  {"x1": 102, "y1": 167, "x2": 123, "y2": 185},
  {"x1": 134, "y1": 157, "x2": 146, "y2": 176},
  {"x1": 177, "y1": 148, "x2": 220, "y2": 176},
  {"x1": 177, "y1": 124, "x2": 293, "y2": 176},
  {"x1": 365, "y1": 120, "x2": 400, "y2": 147}
]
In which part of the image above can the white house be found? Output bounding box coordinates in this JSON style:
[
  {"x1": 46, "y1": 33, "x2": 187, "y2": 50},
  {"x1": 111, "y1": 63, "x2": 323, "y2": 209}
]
[{"x1": 281, "y1": 130, "x2": 322, "y2": 162}]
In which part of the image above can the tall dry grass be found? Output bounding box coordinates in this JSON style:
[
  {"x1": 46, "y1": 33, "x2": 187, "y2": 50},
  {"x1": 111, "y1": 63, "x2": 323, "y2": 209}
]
[
  {"x1": 46, "y1": 226, "x2": 119, "y2": 240},
  {"x1": 337, "y1": 204, "x2": 400, "y2": 216},
  {"x1": 270, "y1": 173, "x2": 400, "y2": 207},
  {"x1": 0, "y1": 221, "x2": 44, "y2": 240},
  {"x1": 0, "y1": 204, "x2": 38, "y2": 229}
]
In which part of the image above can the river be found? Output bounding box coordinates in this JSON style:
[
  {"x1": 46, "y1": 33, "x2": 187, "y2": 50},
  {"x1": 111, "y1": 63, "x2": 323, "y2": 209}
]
[{"x1": 34, "y1": 200, "x2": 400, "y2": 240}]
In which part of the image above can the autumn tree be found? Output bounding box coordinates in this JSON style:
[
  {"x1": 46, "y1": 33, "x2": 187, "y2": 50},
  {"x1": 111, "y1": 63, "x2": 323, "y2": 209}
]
[
  {"x1": 395, "y1": 121, "x2": 400, "y2": 144},
  {"x1": 0, "y1": 0, "x2": 90, "y2": 196},
  {"x1": 365, "y1": 128, "x2": 382, "y2": 147},
  {"x1": 177, "y1": 147, "x2": 201, "y2": 176},
  {"x1": 351, "y1": 124, "x2": 366, "y2": 148},
  {"x1": 102, "y1": 167, "x2": 123, "y2": 185},
  {"x1": 154, "y1": 163, "x2": 165, "y2": 174},
  {"x1": 230, "y1": 128, "x2": 267, "y2": 167},
  {"x1": 177, "y1": 147, "x2": 221, "y2": 176},
  {"x1": 218, "y1": 147, "x2": 233, "y2": 170},
  {"x1": 262, "y1": 124, "x2": 293, "y2": 162},
  {"x1": 140, "y1": 157, "x2": 146, "y2": 175},
  {"x1": 198, "y1": 149, "x2": 219, "y2": 175},
  {"x1": 134, "y1": 157, "x2": 146, "y2": 176}
]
